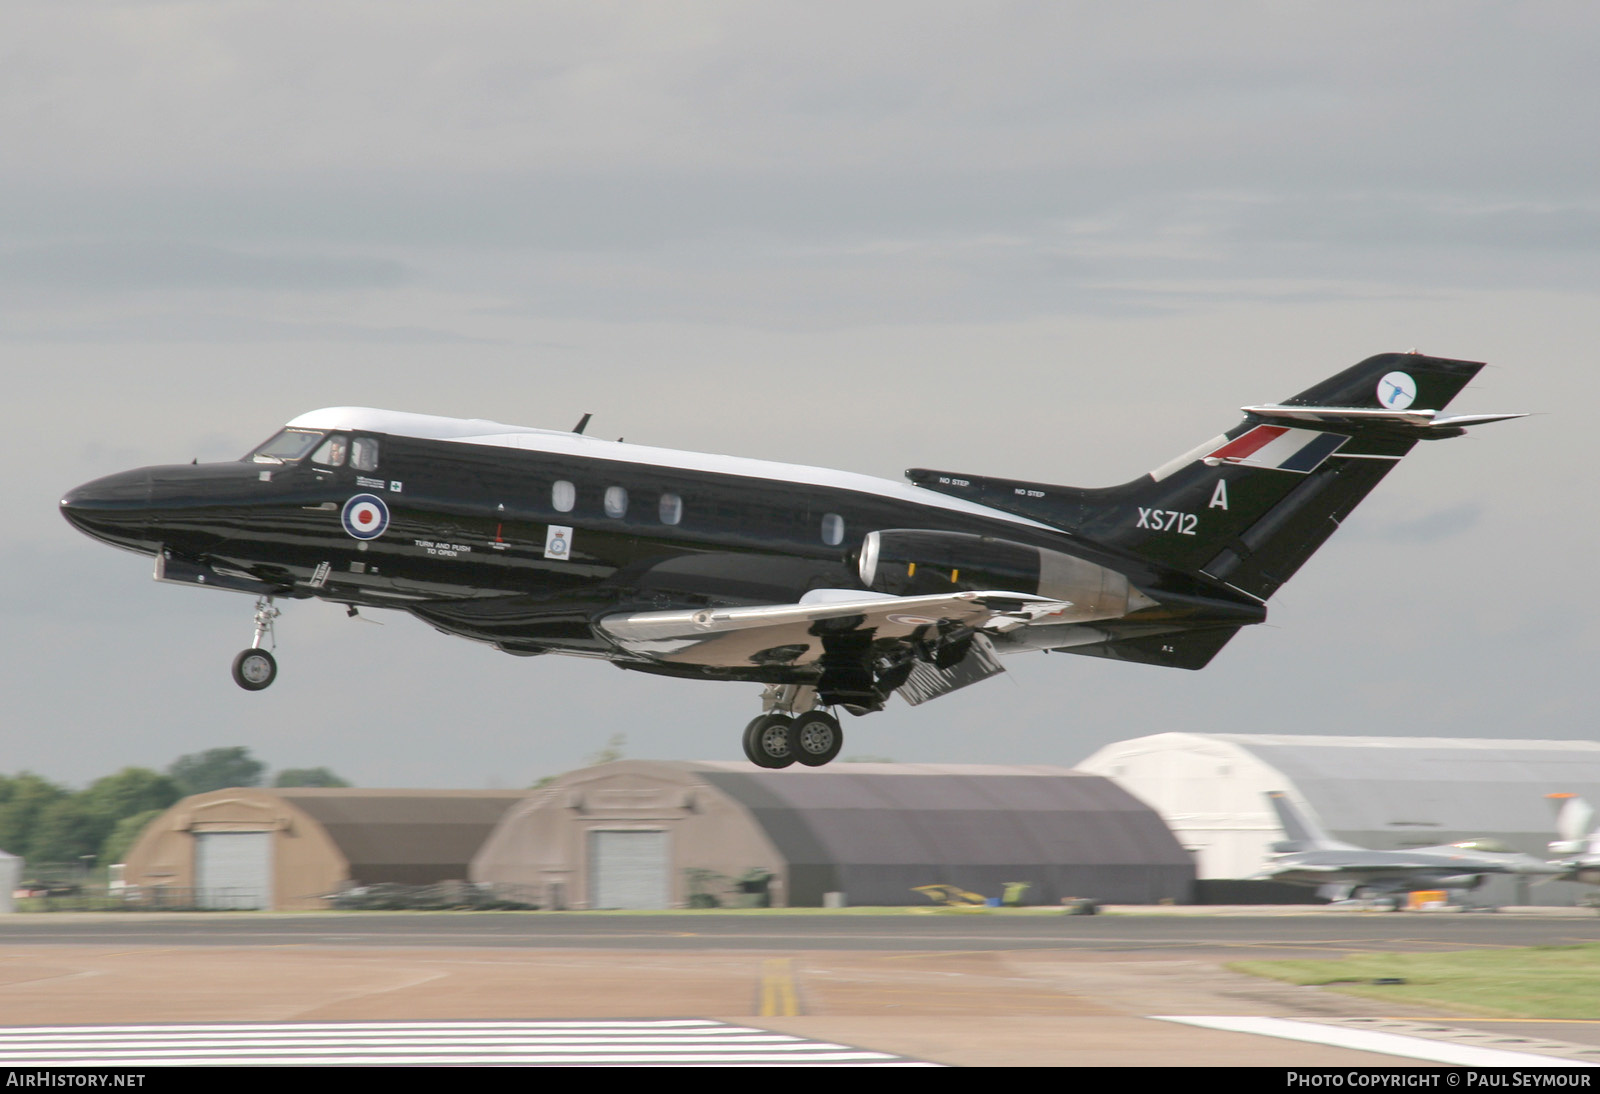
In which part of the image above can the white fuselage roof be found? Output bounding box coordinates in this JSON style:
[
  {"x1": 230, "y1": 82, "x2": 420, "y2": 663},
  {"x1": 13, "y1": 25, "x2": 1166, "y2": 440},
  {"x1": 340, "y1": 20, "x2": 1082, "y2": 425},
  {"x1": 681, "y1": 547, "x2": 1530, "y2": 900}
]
[{"x1": 285, "y1": 407, "x2": 1059, "y2": 534}]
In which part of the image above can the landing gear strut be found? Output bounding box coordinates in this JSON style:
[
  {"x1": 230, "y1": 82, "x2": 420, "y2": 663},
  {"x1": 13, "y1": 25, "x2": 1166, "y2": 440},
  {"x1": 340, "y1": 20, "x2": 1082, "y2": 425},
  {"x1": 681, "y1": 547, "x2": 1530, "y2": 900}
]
[
  {"x1": 231, "y1": 596, "x2": 279, "y2": 691},
  {"x1": 741, "y1": 685, "x2": 844, "y2": 768}
]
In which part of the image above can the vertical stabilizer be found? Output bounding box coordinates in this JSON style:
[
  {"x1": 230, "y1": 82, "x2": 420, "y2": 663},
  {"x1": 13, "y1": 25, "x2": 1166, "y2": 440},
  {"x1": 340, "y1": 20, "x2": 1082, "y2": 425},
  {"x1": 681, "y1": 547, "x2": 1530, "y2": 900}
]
[
  {"x1": 1548, "y1": 793, "x2": 1600, "y2": 859},
  {"x1": 908, "y1": 353, "x2": 1521, "y2": 602},
  {"x1": 1266, "y1": 791, "x2": 1359, "y2": 852}
]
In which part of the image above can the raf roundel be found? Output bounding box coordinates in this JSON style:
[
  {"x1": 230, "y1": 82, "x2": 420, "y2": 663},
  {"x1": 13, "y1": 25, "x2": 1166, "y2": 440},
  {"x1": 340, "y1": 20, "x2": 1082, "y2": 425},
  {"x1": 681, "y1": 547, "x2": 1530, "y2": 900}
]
[{"x1": 341, "y1": 494, "x2": 390, "y2": 540}]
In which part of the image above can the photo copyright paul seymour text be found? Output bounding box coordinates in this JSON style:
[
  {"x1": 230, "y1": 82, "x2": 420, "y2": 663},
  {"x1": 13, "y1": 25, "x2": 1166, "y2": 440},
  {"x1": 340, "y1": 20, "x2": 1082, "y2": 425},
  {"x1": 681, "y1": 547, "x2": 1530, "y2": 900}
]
[{"x1": 1287, "y1": 1074, "x2": 1591, "y2": 1088}]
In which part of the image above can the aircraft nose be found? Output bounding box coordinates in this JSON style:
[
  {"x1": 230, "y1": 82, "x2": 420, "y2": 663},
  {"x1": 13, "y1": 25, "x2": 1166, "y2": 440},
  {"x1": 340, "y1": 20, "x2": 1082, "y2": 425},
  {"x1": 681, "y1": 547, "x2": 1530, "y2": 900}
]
[{"x1": 60, "y1": 469, "x2": 153, "y2": 539}]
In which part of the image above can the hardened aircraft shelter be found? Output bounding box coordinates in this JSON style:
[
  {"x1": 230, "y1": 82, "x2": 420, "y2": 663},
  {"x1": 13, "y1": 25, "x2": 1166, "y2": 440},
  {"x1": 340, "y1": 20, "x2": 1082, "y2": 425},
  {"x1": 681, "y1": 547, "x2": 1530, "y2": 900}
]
[
  {"x1": 122, "y1": 787, "x2": 529, "y2": 910},
  {"x1": 471, "y1": 760, "x2": 1193, "y2": 909}
]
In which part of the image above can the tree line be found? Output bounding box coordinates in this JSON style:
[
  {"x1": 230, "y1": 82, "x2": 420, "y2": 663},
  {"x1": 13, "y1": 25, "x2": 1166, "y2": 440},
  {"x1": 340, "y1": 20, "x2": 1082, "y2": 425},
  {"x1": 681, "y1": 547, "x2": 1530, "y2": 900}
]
[{"x1": 0, "y1": 748, "x2": 350, "y2": 869}]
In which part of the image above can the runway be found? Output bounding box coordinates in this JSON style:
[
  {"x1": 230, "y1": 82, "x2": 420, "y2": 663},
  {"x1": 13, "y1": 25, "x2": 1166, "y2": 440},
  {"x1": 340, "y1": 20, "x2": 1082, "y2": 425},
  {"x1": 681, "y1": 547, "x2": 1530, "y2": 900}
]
[{"x1": 2, "y1": 909, "x2": 1598, "y2": 1067}]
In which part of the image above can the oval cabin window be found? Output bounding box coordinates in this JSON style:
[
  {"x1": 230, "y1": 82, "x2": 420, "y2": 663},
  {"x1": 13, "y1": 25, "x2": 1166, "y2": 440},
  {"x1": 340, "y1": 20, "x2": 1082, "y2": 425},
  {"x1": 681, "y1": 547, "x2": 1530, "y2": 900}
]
[{"x1": 821, "y1": 513, "x2": 845, "y2": 546}]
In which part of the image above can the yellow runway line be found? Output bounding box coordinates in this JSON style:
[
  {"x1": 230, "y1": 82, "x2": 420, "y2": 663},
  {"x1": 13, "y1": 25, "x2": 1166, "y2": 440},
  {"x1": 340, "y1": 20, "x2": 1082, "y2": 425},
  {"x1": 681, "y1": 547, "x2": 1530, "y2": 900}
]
[{"x1": 760, "y1": 957, "x2": 799, "y2": 1016}]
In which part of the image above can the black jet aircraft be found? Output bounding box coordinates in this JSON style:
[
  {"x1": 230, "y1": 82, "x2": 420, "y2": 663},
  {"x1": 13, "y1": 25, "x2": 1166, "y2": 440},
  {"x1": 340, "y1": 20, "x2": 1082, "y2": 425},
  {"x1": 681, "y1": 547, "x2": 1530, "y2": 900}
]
[
  {"x1": 61, "y1": 352, "x2": 1520, "y2": 768},
  {"x1": 1252, "y1": 791, "x2": 1561, "y2": 907}
]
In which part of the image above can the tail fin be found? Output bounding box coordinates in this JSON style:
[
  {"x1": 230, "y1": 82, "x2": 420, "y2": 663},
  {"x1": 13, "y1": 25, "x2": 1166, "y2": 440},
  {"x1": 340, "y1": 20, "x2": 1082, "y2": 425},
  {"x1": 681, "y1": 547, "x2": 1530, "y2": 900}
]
[
  {"x1": 1548, "y1": 793, "x2": 1600, "y2": 859},
  {"x1": 909, "y1": 352, "x2": 1522, "y2": 602},
  {"x1": 1266, "y1": 791, "x2": 1359, "y2": 852}
]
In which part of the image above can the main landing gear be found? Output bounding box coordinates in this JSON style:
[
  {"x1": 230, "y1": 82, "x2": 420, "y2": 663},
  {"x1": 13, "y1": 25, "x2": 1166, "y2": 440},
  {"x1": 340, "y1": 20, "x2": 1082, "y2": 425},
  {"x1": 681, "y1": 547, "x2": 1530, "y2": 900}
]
[
  {"x1": 231, "y1": 596, "x2": 280, "y2": 691},
  {"x1": 742, "y1": 685, "x2": 845, "y2": 769}
]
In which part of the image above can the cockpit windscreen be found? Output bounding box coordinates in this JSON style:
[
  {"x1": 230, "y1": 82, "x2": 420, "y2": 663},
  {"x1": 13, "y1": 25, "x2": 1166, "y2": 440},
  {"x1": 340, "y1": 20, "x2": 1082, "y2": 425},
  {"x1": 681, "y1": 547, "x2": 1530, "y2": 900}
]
[{"x1": 247, "y1": 428, "x2": 325, "y2": 464}]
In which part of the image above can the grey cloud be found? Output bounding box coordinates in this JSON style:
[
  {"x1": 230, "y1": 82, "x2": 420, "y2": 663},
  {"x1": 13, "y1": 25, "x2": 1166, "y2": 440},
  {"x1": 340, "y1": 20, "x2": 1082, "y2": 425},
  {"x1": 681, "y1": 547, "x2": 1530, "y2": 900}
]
[
  {"x1": 1231, "y1": 197, "x2": 1600, "y2": 254},
  {"x1": 0, "y1": 171, "x2": 1085, "y2": 251},
  {"x1": 0, "y1": 239, "x2": 406, "y2": 292},
  {"x1": 3, "y1": 310, "x2": 494, "y2": 345}
]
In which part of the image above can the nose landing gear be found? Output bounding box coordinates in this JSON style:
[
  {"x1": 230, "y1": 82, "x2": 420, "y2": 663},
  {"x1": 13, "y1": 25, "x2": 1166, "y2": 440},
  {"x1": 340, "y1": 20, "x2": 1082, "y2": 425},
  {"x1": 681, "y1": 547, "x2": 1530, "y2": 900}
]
[
  {"x1": 231, "y1": 597, "x2": 280, "y2": 691},
  {"x1": 742, "y1": 685, "x2": 844, "y2": 768}
]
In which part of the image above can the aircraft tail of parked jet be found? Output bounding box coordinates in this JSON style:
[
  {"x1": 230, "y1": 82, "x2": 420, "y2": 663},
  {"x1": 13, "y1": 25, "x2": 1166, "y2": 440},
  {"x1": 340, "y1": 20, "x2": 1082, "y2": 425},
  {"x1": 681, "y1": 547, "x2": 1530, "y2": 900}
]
[
  {"x1": 1547, "y1": 794, "x2": 1600, "y2": 884},
  {"x1": 1549, "y1": 794, "x2": 1596, "y2": 854},
  {"x1": 1264, "y1": 790, "x2": 1362, "y2": 853},
  {"x1": 909, "y1": 353, "x2": 1521, "y2": 606}
]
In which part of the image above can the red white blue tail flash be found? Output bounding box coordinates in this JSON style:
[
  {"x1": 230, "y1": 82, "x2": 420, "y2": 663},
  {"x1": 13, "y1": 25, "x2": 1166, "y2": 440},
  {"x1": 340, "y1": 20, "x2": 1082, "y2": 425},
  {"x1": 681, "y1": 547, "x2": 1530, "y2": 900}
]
[{"x1": 1205, "y1": 426, "x2": 1347, "y2": 473}]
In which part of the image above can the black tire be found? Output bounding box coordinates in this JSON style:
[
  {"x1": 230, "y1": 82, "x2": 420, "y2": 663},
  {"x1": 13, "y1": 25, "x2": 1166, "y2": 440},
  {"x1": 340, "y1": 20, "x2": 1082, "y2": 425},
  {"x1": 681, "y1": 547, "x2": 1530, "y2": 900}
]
[
  {"x1": 792, "y1": 711, "x2": 843, "y2": 767},
  {"x1": 742, "y1": 714, "x2": 795, "y2": 768},
  {"x1": 232, "y1": 648, "x2": 277, "y2": 691}
]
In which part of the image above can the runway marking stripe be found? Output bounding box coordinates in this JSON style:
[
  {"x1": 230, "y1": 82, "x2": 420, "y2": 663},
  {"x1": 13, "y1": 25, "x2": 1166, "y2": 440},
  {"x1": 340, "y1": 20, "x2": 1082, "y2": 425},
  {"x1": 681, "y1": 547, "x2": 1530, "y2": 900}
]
[
  {"x1": 0, "y1": 1053, "x2": 915, "y2": 1066},
  {"x1": 0, "y1": 1042, "x2": 812, "y2": 1049},
  {"x1": 0, "y1": 1019, "x2": 732, "y2": 1034},
  {"x1": 761, "y1": 957, "x2": 800, "y2": 1017},
  {"x1": 1153, "y1": 1016, "x2": 1594, "y2": 1067},
  {"x1": 0, "y1": 1042, "x2": 832, "y2": 1049},
  {"x1": 0, "y1": 1020, "x2": 936, "y2": 1067}
]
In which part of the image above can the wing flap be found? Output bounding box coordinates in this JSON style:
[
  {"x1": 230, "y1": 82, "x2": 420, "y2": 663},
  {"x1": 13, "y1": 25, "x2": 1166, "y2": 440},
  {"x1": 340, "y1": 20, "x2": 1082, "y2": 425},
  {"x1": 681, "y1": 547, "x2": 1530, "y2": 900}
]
[
  {"x1": 896, "y1": 634, "x2": 1006, "y2": 706},
  {"x1": 597, "y1": 589, "x2": 1067, "y2": 668}
]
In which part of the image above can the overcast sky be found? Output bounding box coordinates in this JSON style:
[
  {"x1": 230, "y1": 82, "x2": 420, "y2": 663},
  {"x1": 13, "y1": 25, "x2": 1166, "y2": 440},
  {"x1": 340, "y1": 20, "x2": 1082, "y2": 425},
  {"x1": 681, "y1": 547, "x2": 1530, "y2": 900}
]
[{"x1": 5, "y1": 1, "x2": 1595, "y2": 789}]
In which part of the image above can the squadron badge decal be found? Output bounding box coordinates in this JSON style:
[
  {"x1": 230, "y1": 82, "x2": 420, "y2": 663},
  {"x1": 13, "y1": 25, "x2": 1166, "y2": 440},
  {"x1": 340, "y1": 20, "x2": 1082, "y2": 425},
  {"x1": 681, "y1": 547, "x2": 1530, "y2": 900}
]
[
  {"x1": 341, "y1": 494, "x2": 390, "y2": 540},
  {"x1": 1377, "y1": 370, "x2": 1417, "y2": 410}
]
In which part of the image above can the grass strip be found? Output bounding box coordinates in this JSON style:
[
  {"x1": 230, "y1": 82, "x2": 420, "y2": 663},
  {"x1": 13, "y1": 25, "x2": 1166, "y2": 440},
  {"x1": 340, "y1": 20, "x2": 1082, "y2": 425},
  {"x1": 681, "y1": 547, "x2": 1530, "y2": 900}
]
[{"x1": 1230, "y1": 944, "x2": 1600, "y2": 1019}]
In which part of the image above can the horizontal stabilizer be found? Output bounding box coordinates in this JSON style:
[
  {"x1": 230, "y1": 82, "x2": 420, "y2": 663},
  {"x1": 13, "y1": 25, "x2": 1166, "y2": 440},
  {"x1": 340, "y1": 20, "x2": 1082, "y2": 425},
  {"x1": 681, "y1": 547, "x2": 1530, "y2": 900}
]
[{"x1": 1241, "y1": 404, "x2": 1527, "y2": 433}]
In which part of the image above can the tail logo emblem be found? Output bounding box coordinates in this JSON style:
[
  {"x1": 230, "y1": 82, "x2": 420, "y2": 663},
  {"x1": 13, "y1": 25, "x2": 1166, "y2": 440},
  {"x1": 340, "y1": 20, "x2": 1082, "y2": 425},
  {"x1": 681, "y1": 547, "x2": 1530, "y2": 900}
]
[{"x1": 1377, "y1": 371, "x2": 1417, "y2": 410}]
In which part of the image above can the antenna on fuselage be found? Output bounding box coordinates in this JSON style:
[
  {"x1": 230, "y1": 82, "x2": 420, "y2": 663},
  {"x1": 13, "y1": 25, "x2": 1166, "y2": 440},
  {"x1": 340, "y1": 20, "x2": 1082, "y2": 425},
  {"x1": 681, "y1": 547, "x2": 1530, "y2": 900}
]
[{"x1": 571, "y1": 413, "x2": 592, "y2": 435}]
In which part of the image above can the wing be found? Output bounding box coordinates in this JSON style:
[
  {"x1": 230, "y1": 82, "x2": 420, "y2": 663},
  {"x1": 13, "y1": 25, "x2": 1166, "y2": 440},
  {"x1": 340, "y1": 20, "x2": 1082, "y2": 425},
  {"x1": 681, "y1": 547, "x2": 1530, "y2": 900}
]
[
  {"x1": 1254, "y1": 859, "x2": 1449, "y2": 878},
  {"x1": 596, "y1": 588, "x2": 1071, "y2": 669}
]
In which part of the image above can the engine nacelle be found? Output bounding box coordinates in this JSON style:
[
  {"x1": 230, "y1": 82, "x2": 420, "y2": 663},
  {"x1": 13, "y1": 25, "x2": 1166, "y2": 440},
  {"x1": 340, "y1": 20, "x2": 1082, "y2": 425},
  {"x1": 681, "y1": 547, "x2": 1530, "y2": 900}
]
[{"x1": 857, "y1": 529, "x2": 1140, "y2": 617}]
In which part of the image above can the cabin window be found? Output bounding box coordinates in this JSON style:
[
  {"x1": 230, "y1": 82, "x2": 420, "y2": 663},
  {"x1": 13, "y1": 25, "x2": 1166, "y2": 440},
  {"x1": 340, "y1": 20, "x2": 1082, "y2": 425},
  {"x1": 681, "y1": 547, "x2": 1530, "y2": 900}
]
[
  {"x1": 552, "y1": 480, "x2": 575, "y2": 513},
  {"x1": 821, "y1": 512, "x2": 845, "y2": 546},
  {"x1": 604, "y1": 485, "x2": 629, "y2": 518},
  {"x1": 312, "y1": 435, "x2": 348, "y2": 467},
  {"x1": 659, "y1": 492, "x2": 683, "y2": 525},
  {"x1": 351, "y1": 437, "x2": 379, "y2": 471}
]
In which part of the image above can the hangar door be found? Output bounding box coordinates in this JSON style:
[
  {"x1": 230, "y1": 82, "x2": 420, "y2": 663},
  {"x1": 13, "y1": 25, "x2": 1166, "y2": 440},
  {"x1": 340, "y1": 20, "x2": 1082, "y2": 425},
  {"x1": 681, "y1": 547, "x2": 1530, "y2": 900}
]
[
  {"x1": 194, "y1": 832, "x2": 272, "y2": 909},
  {"x1": 588, "y1": 829, "x2": 668, "y2": 909}
]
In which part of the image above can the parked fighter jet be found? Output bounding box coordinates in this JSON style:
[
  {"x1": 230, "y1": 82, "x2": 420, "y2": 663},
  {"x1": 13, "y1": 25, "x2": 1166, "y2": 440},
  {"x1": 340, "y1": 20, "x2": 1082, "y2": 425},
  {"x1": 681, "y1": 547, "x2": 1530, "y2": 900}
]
[
  {"x1": 1252, "y1": 791, "x2": 1562, "y2": 907},
  {"x1": 60, "y1": 352, "x2": 1519, "y2": 768}
]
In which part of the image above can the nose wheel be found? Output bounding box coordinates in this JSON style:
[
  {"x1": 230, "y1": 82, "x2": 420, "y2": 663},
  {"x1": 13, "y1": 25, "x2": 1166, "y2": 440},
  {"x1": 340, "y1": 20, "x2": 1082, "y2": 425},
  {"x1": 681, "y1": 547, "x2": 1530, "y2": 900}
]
[
  {"x1": 232, "y1": 596, "x2": 280, "y2": 691},
  {"x1": 232, "y1": 647, "x2": 277, "y2": 691}
]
